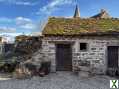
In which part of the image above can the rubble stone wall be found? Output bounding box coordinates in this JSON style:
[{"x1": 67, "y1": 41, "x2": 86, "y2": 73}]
[{"x1": 42, "y1": 36, "x2": 119, "y2": 74}]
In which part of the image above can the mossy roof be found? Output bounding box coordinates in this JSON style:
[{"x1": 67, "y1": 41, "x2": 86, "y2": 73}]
[{"x1": 42, "y1": 17, "x2": 119, "y2": 36}]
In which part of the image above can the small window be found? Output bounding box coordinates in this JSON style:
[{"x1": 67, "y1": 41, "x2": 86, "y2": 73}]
[{"x1": 80, "y1": 43, "x2": 87, "y2": 51}]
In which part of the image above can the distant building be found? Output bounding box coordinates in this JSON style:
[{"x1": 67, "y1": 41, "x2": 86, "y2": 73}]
[
  {"x1": 0, "y1": 35, "x2": 15, "y2": 56},
  {"x1": 15, "y1": 35, "x2": 29, "y2": 42},
  {"x1": 0, "y1": 43, "x2": 14, "y2": 55},
  {"x1": 15, "y1": 35, "x2": 42, "y2": 42},
  {"x1": 2, "y1": 36, "x2": 12, "y2": 43},
  {"x1": 91, "y1": 9, "x2": 111, "y2": 19}
]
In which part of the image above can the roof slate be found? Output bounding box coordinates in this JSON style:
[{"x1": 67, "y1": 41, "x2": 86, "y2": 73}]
[{"x1": 42, "y1": 17, "x2": 119, "y2": 36}]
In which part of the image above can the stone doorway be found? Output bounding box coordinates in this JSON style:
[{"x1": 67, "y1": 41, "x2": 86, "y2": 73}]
[{"x1": 56, "y1": 44, "x2": 72, "y2": 71}]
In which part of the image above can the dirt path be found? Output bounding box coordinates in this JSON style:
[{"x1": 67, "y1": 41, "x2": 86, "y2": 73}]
[{"x1": 0, "y1": 72, "x2": 117, "y2": 89}]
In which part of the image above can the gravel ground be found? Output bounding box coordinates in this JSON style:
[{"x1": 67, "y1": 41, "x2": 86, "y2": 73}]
[{"x1": 0, "y1": 72, "x2": 117, "y2": 89}]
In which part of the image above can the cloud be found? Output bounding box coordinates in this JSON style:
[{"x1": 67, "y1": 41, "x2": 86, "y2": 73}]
[
  {"x1": 16, "y1": 17, "x2": 32, "y2": 22},
  {"x1": 15, "y1": 17, "x2": 36, "y2": 30},
  {"x1": 20, "y1": 23, "x2": 36, "y2": 29},
  {"x1": 0, "y1": 0, "x2": 38, "y2": 6},
  {"x1": 0, "y1": 16, "x2": 36, "y2": 33},
  {"x1": 30, "y1": 32, "x2": 42, "y2": 36},
  {"x1": 0, "y1": 16, "x2": 38, "y2": 40},
  {"x1": 15, "y1": 1, "x2": 37, "y2": 6},
  {"x1": 0, "y1": 27, "x2": 16, "y2": 33},
  {"x1": 0, "y1": 33, "x2": 23, "y2": 37},
  {"x1": 37, "y1": 0, "x2": 75, "y2": 15},
  {"x1": 0, "y1": 17, "x2": 12, "y2": 22},
  {"x1": 15, "y1": 17, "x2": 32, "y2": 25}
]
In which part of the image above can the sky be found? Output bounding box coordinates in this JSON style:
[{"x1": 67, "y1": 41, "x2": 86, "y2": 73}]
[{"x1": 0, "y1": 0, "x2": 119, "y2": 37}]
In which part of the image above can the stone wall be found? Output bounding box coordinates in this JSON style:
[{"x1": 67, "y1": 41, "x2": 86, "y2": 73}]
[
  {"x1": 73, "y1": 39, "x2": 107, "y2": 74},
  {"x1": 42, "y1": 40, "x2": 56, "y2": 72},
  {"x1": 42, "y1": 36, "x2": 119, "y2": 74}
]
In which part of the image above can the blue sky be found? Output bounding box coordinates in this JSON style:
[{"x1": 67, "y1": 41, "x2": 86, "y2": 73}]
[{"x1": 0, "y1": 0, "x2": 119, "y2": 36}]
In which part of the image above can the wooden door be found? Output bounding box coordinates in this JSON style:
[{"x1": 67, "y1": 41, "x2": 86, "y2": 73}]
[
  {"x1": 56, "y1": 44, "x2": 72, "y2": 71},
  {"x1": 108, "y1": 46, "x2": 118, "y2": 68}
]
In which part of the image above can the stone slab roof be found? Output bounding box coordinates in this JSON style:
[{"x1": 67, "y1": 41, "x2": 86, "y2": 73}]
[{"x1": 42, "y1": 17, "x2": 119, "y2": 36}]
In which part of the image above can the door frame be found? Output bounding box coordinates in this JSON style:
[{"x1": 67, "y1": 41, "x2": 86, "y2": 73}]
[
  {"x1": 55, "y1": 43, "x2": 72, "y2": 71},
  {"x1": 106, "y1": 46, "x2": 119, "y2": 74},
  {"x1": 107, "y1": 46, "x2": 119, "y2": 68}
]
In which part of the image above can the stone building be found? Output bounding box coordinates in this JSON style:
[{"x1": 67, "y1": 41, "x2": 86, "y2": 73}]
[
  {"x1": 0, "y1": 43, "x2": 14, "y2": 55},
  {"x1": 15, "y1": 35, "x2": 31, "y2": 42},
  {"x1": 41, "y1": 5, "x2": 119, "y2": 75}
]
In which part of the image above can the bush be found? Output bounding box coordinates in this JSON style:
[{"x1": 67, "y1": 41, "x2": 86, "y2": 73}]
[{"x1": 0, "y1": 60, "x2": 19, "y2": 73}]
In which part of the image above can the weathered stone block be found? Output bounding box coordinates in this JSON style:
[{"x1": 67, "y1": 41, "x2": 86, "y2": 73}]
[
  {"x1": 92, "y1": 60, "x2": 100, "y2": 64},
  {"x1": 73, "y1": 53, "x2": 81, "y2": 56},
  {"x1": 89, "y1": 53, "x2": 95, "y2": 55},
  {"x1": 91, "y1": 48, "x2": 96, "y2": 50},
  {"x1": 79, "y1": 66, "x2": 91, "y2": 72},
  {"x1": 78, "y1": 71, "x2": 90, "y2": 78},
  {"x1": 49, "y1": 47, "x2": 55, "y2": 50}
]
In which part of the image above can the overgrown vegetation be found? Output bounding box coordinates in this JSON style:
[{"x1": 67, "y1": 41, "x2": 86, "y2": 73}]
[
  {"x1": 0, "y1": 54, "x2": 18, "y2": 73},
  {"x1": 43, "y1": 17, "x2": 119, "y2": 35},
  {"x1": 15, "y1": 36, "x2": 42, "y2": 56},
  {"x1": 13, "y1": 36, "x2": 51, "y2": 78}
]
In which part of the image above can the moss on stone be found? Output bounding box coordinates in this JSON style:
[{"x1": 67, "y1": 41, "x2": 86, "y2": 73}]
[{"x1": 43, "y1": 17, "x2": 119, "y2": 35}]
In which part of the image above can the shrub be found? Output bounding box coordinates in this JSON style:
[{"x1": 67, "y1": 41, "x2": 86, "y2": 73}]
[{"x1": 0, "y1": 59, "x2": 19, "y2": 73}]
